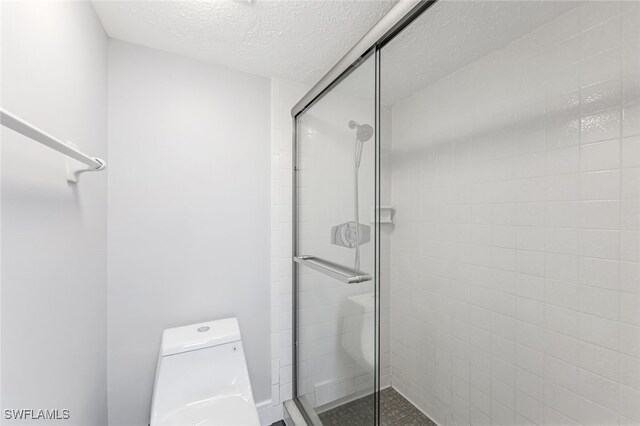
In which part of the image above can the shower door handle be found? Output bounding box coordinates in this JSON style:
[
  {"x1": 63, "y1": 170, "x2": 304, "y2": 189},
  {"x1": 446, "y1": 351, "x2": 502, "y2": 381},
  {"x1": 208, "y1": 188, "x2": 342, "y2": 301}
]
[{"x1": 294, "y1": 255, "x2": 372, "y2": 284}]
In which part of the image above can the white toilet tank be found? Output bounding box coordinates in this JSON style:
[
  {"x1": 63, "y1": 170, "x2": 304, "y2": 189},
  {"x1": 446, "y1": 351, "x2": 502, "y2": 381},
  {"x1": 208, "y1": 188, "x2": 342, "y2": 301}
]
[{"x1": 150, "y1": 317, "x2": 260, "y2": 426}]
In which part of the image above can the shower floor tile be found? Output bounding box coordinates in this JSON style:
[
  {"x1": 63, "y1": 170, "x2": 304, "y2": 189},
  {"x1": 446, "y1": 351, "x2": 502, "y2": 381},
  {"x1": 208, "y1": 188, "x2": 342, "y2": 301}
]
[{"x1": 318, "y1": 387, "x2": 437, "y2": 426}]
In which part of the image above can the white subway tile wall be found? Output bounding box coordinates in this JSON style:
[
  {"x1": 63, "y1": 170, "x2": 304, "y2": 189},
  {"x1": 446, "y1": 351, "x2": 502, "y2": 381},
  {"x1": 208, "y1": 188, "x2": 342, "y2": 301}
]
[
  {"x1": 389, "y1": 2, "x2": 639, "y2": 425},
  {"x1": 268, "y1": 78, "x2": 306, "y2": 423},
  {"x1": 271, "y1": 2, "x2": 639, "y2": 425}
]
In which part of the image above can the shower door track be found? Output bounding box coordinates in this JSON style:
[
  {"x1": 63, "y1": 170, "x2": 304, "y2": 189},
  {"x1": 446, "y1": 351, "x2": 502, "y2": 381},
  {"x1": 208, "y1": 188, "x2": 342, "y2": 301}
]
[
  {"x1": 291, "y1": 1, "x2": 439, "y2": 424},
  {"x1": 290, "y1": 0, "x2": 438, "y2": 118}
]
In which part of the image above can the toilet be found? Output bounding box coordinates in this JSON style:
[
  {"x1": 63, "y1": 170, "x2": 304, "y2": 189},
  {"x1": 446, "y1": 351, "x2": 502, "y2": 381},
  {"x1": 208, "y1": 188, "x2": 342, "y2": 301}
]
[
  {"x1": 150, "y1": 317, "x2": 260, "y2": 426},
  {"x1": 341, "y1": 292, "x2": 375, "y2": 370}
]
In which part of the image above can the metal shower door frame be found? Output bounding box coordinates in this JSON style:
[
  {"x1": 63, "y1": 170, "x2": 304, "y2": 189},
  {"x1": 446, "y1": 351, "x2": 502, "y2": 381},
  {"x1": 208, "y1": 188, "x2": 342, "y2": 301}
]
[{"x1": 290, "y1": 1, "x2": 438, "y2": 424}]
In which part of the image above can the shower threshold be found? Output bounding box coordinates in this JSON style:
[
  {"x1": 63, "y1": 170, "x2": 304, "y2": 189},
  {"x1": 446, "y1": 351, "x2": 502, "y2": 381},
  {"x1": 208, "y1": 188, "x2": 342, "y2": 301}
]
[{"x1": 318, "y1": 387, "x2": 437, "y2": 426}]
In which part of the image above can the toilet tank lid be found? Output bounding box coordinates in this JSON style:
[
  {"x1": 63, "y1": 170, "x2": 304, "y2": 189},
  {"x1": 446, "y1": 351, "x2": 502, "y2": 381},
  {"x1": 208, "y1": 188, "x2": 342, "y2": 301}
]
[{"x1": 161, "y1": 317, "x2": 241, "y2": 356}]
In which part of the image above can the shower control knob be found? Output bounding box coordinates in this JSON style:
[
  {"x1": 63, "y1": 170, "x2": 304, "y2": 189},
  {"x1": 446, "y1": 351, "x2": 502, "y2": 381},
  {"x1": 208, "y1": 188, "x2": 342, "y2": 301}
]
[{"x1": 331, "y1": 221, "x2": 370, "y2": 248}]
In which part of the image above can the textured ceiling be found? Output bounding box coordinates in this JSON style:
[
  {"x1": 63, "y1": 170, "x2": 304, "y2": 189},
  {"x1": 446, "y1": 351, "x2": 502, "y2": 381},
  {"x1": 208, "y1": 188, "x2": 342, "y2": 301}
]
[
  {"x1": 93, "y1": 0, "x2": 577, "y2": 105},
  {"x1": 92, "y1": 0, "x2": 397, "y2": 84}
]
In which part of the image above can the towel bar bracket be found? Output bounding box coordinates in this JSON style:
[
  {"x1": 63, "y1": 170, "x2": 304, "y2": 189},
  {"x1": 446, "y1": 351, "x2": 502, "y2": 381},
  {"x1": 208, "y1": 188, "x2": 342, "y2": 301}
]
[{"x1": 65, "y1": 141, "x2": 106, "y2": 183}]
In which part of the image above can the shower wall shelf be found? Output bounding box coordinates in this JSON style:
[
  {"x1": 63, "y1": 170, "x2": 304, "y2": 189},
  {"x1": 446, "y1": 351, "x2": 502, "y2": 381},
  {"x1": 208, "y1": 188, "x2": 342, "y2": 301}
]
[
  {"x1": 294, "y1": 255, "x2": 372, "y2": 284},
  {"x1": 370, "y1": 205, "x2": 394, "y2": 224},
  {"x1": 0, "y1": 108, "x2": 106, "y2": 183}
]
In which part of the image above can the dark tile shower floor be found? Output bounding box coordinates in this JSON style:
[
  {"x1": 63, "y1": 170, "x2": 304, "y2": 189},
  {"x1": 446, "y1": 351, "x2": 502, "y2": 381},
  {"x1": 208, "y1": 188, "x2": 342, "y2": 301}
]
[{"x1": 318, "y1": 387, "x2": 437, "y2": 426}]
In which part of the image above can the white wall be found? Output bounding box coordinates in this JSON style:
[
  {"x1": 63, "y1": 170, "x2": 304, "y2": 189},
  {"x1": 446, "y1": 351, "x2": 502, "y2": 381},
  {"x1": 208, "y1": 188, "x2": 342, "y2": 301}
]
[
  {"x1": 389, "y1": 2, "x2": 640, "y2": 425},
  {"x1": 1, "y1": 2, "x2": 108, "y2": 425},
  {"x1": 107, "y1": 40, "x2": 271, "y2": 426}
]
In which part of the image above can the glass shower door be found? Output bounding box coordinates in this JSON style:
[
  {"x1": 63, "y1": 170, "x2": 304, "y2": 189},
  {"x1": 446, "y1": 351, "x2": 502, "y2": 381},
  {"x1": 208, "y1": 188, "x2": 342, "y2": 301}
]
[{"x1": 293, "y1": 52, "x2": 378, "y2": 425}]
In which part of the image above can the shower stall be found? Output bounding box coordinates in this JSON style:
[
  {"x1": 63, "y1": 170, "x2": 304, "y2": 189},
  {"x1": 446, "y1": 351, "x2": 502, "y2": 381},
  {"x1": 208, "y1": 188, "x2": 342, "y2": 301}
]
[{"x1": 291, "y1": 1, "x2": 640, "y2": 425}]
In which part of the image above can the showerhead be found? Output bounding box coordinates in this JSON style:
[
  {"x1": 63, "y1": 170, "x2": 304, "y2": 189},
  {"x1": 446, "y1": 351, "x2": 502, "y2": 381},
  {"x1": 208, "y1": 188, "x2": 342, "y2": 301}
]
[{"x1": 348, "y1": 120, "x2": 374, "y2": 142}]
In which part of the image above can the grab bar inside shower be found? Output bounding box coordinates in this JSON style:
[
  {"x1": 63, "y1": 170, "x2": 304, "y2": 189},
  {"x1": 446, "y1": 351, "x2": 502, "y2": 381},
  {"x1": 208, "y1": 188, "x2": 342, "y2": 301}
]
[{"x1": 294, "y1": 255, "x2": 372, "y2": 284}]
